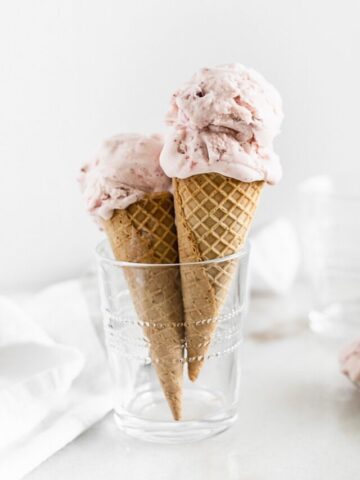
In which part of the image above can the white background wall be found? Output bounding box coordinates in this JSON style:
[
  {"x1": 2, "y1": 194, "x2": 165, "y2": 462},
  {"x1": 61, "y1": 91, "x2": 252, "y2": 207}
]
[{"x1": 1, "y1": 0, "x2": 359, "y2": 290}]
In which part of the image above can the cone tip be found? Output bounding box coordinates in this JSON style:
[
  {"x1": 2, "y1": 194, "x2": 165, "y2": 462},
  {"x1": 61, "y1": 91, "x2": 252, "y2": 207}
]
[
  {"x1": 188, "y1": 363, "x2": 201, "y2": 382},
  {"x1": 170, "y1": 404, "x2": 182, "y2": 421}
]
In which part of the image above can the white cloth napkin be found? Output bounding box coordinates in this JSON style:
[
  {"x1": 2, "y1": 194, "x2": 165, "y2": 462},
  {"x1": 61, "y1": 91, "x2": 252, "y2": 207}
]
[
  {"x1": 0, "y1": 278, "x2": 112, "y2": 480},
  {"x1": 250, "y1": 218, "x2": 300, "y2": 294}
]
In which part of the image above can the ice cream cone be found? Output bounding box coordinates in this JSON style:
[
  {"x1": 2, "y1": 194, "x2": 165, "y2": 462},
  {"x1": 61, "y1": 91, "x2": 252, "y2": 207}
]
[
  {"x1": 102, "y1": 192, "x2": 184, "y2": 420},
  {"x1": 173, "y1": 173, "x2": 264, "y2": 381}
]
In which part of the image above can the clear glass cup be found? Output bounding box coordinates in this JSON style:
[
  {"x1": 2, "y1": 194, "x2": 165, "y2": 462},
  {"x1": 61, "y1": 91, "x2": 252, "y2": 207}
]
[
  {"x1": 299, "y1": 174, "x2": 360, "y2": 339},
  {"x1": 96, "y1": 240, "x2": 250, "y2": 443}
]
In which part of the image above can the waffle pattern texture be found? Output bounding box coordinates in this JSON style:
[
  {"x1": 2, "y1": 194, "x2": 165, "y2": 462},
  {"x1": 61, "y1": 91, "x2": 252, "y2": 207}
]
[
  {"x1": 173, "y1": 173, "x2": 264, "y2": 380},
  {"x1": 102, "y1": 192, "x2": 184, "y2": 420}
]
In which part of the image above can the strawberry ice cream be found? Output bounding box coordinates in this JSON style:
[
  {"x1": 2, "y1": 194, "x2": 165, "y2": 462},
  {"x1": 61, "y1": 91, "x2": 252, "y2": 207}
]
[
  {"x1": 160, "y1": 63, "x2": 283, "y2": 184},
  {"x1": 79, "y1": 133, "x2": 170, "y2": 220},
  {"x1": 340, "y1": 339, "x2": 360, "y2": 386}
]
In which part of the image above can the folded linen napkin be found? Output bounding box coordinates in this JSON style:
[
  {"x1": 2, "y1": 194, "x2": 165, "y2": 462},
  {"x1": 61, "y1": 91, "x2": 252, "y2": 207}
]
[
  {"x1": 0, "y1": 278, "x2": 112, "y2": 480},
  {"x1": 250, "y1": 218, "x2": 300, "y2": 294}
]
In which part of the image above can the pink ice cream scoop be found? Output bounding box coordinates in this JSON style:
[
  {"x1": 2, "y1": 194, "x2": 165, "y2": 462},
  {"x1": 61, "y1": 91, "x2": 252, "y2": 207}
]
[
  {"x1": 340, "y1": 339, "x2": 360, "y2": 386},
  {"x1": 160, "y1": 63, "x2": 283, "y2": 184},
  {"x1": 79, "y1": 133, "x2": 170, "y2": 221}
]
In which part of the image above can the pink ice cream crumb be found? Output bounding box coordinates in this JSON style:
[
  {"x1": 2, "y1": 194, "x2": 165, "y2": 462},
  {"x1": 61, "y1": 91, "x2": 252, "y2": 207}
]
[{"x1": 339, "y1": 339, "x2": 360, "y2": 386}]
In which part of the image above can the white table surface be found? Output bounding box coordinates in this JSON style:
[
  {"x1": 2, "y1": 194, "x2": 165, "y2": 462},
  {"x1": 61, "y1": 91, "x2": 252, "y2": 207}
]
[{"x1": 25, "y1": 288, "x2": 360, "y2": 480}]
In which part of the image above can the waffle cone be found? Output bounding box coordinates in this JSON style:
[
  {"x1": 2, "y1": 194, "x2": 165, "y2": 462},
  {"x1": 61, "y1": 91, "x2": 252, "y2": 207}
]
[
  {"x1": 173, "y1": 173, "x2": 264, "y2": 381},
  {"x1": 102, "y1": 192, "x2": 184, "y2": 420}
]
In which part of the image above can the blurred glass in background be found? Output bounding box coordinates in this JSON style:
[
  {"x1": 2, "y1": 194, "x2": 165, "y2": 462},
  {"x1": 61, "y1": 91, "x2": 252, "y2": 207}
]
[{"x1": 300, "y1": 175, "x2": 360, "y2": 339}]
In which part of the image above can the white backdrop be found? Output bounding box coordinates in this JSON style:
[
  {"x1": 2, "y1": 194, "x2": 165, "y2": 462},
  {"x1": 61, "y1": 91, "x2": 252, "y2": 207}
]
[{"x1": 1, "y1": 0, "x2": 359, "y2": 290}]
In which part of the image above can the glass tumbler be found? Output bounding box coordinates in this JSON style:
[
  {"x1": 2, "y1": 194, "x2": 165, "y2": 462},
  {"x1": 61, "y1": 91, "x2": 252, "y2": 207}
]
[
  {"x1": 299, "y1": 175, "x2": 360, "y2": 339},
  {"x1": 96, "y1": 240, "x2": 250, "y2": 443}
]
